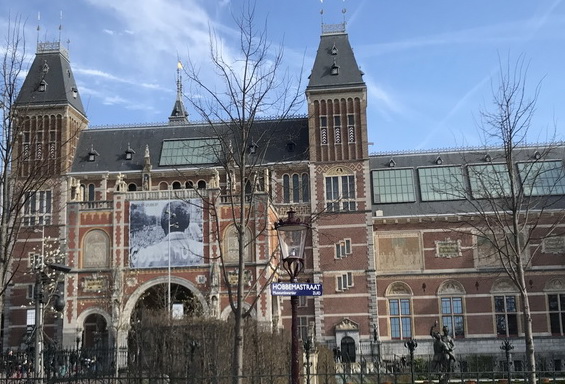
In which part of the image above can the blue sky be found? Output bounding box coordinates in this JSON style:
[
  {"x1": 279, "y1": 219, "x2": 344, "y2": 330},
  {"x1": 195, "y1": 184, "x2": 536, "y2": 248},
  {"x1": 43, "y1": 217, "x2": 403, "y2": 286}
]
[{"x1": 1, "y1": 0, "x2": 564, "y2": 153}]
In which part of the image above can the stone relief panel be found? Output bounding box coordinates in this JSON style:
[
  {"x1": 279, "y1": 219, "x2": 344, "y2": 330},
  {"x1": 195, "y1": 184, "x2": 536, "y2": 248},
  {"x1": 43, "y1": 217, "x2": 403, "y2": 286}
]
[
  {"x1": 542, "y1": 236, "x2": 565, "y2": 254},
  {"x1": 83, "y1": 229, "x2": 110, "y2": 268},
  {"x1": 376, "y1": 232, "x2": 422, "y2": 271}
]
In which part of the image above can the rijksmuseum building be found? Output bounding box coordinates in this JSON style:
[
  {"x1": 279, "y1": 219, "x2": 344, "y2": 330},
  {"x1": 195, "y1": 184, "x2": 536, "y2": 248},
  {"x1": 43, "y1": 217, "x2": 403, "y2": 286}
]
[{"x1": 4, "y1": 18, "x2": 565, "y2": 367}]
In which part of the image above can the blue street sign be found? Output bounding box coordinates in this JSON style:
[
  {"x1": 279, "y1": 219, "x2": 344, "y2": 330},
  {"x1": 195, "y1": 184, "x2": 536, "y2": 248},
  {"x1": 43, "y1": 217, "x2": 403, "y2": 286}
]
[{"x1": 271, "y1": 282, "x2": 323, "y2": 296}]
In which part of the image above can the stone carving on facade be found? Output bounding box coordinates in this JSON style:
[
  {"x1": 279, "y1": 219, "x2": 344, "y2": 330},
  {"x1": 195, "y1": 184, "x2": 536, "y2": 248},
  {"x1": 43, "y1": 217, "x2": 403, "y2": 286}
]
[
  {"x1": 491, "y1": 278, "x2": 518, "y2": 293},
  {"x1": 69, "y1": 177, "x2": 82, "y2": 201},
  {"x1": 386, "y1": 281, "x2": 413, "y2": 296},
  {"x1": 83, "y1": 230, "x2": 110, "y2": 268},
  {"x1": 115, "y1": 172, "x2": 127, "y2": 192},
  {"x1": 437, "y1": 280, "x2": 465, "y2": 295},
  {"x1": 435, "y1": 239, "x2": 462, "y2": 258},
  {"x1": 542, "y1": 236, "x2": 565, "y2": 254},
  {"x1": 545, "y1": 277, "x2": 565, "y2": 291},
  {"x1": 376, "y1": 232, "x2": 422, "y2": 271},
  {"x1": 335, "y1": 318, "x2": 359, "y2": 331},
  {"x1": 209, "y1": 168, "x2": 220, "y2": 189}
]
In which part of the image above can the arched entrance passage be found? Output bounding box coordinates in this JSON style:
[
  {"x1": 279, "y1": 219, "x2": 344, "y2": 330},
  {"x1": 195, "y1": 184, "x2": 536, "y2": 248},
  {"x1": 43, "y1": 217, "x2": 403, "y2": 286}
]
[
  {"x1": 341, "y1": 336, "x2": 356, "y2": 363},
  {"x1": 83, "y1": 313, "x2": 109, "y2": 349},
  {"x1": 131, "y1": 282, "x2": 202, "y2": 323}
]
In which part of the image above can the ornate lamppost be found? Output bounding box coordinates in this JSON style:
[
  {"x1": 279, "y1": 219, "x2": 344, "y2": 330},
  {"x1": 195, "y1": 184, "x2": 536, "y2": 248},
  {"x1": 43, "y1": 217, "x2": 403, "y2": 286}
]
[
  {"x1": 275, "y1": 209, "x2": 308, "y2": 384},
  {"x1": 404, "y1": 338, "x2": 418, "y2": 384},
  {"x1": 500, "y1": 339, "x2": 514, "y2": 384}
]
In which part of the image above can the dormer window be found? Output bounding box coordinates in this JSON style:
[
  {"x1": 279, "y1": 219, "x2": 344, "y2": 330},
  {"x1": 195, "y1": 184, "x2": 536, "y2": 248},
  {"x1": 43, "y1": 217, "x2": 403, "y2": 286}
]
[
  {"x1": 286, "y1": 141, "x2": 296, "y2": 152},
  {"x1": 72, "y1": 87, "x2": 78, "y2": 99},
  {"x1": 331, "y1": 59, "x2": 339, "y2": 76},
  {"x1": 484, "y1": 154, "x2": 492, "y2": 162},
  {"x1": 125, "y1": 143, "x2": 135, "y2": 160},
  {"x1": 88, "y1": 145, "x2": 100, "y2": 162},
  {"x1": 331, "y1": 43, "x2": 338, "y2": 55},
  {"x1": 533, "y1": 150, "x2": 542, "y2": 160},
  {"x1": 38, "y1": 80, "x2": 47, "y2": 92},
  {"x1": 248, "y1": 141, "x2": 258, "y2": 155},
  {"x1": 388, "y1": 158, "x2": 396, "y2": 168},
  {"x1": 435, "y1": 156, "x2": 443, "y2": 165},
  {"x1": 42, "y1": 60, "x2": 49, "y2": 73}
]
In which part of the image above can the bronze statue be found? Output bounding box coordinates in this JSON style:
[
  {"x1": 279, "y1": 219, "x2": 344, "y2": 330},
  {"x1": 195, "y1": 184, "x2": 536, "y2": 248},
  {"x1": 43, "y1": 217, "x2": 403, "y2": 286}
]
[{"x1": 430, "y1": 321, "x2": 455, "y2": 383}]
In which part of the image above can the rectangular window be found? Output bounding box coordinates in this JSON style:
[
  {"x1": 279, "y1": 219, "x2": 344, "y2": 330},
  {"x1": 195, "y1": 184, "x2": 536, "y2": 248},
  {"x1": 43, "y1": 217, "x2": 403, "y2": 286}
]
[
  {"x1": 548, "y1": 294, "x2": 565, "y2": 335},
  {"x1": 441, "y1": 297, "x2": 465, "y2": 337},
  {"x1": 518, "y1": 161, "x2": 565, "y2": 196},
  {"x1": 495, "y1": 295, "x2": 518, "y2": 336},
  {"x1": 325, "y1": 175, "x2": 356, "y2": 212},
  {"x1": 334, "y1": 116, "x2": 342, "y2": 143},
  {"x1": 418, "y1": 166, "x2": 465, "y2": 201},
  {"x1": 335, "y1": 239, "x2": 352, "y2": 258},
  {"x1": 389, "y1": 298, "x2": 412, "y2": 339},
  {"x1": 468, "y1": 164, "x2": 511, "y2": 199},
  {"x1": 23, "y1": 190, "x2": 52, "y2": 226},
  {"x1": 298, "y1": 316, "x2": 313, "y2": 341},
  {"x1": 347, "y1": 115, "x2": 355, "y2": 143},
  {"x1": 372, "y1": 169, "x2": 415, "y2": 203},
  {"x1": 320, "y1": 116, "x2": 328, "y2": 145},
  {"x1": 336, "y1": 272, "x2": 354, "y2": 292}
]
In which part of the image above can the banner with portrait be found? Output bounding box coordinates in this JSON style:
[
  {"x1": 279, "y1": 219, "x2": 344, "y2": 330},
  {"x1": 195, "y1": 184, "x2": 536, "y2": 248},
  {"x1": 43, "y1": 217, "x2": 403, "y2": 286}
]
[{"x1": 129, "y1": 199, "x2": 204, "y2": 268}]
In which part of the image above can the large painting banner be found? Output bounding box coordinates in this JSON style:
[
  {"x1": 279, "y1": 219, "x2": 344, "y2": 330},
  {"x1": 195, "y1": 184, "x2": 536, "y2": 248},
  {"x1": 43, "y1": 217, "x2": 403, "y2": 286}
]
[{"x1": 129, "y1": 199, "x2": 204, "y2": 268}]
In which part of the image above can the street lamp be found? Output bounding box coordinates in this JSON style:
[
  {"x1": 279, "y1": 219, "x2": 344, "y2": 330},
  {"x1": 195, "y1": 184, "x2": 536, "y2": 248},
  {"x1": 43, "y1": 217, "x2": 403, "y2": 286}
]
[
  {"x1": 275, "y1": 209, "x2": 308, "y2": 384},
  {"x1": 500, "y1": 339, "x2": 514, "y2": 384},
  {"x1": 404, "y1": 338, "x2": 418, "y2": 384}
]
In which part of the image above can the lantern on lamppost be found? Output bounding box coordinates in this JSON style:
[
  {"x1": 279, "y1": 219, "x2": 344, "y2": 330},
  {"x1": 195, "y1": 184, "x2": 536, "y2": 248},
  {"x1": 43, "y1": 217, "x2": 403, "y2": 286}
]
[{"x1": 275, "y1": 209, "x2": 308, "y2": 384}]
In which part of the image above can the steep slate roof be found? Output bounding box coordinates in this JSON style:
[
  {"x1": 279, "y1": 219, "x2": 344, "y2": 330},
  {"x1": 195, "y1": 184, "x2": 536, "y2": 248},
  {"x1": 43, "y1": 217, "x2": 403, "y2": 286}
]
[
  {"x1": 307, "y1": 27, "x2": 365, "y2": 90},
  {"x1": 15, "y1": 42, "x2": 86, "y2": 116},
  {"x1": 369, "y1": 145, "x2": 565, "y2": 217},
  {"x1": 70, "y1": 117, "x2": 309, "y2": 174}
]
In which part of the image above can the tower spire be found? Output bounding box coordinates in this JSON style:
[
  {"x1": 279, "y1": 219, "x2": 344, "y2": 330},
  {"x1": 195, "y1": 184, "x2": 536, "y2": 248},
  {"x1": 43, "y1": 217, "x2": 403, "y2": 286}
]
[{"x1": 168, "y1": 60, "x2": 189, "y2": 124}]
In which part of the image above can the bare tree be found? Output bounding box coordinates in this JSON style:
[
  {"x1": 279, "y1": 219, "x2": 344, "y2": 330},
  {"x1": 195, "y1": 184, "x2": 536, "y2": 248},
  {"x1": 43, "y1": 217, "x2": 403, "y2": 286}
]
[
  {"x1": 452, "y1": 56, "x2": 563, "y2": 384},
  {"x1": 182, "y1": 3, "x2": 303, "y2": 383}
]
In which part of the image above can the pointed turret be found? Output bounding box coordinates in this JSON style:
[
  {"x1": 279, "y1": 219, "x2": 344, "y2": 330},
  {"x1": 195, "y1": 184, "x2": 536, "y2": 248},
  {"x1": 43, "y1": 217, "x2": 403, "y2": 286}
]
[
  {"x1": 15, "y1": 41, "x2": 86, "y2": 117},
  {"x1": 306, "y1": 22, "x2": 368, "y2": 163},
  {"x1": 169, "y1": 61, "x2": 189, "y2": 124},
  {"x1": 307, "y1": 24, "x2": 365, "y2": 91}
]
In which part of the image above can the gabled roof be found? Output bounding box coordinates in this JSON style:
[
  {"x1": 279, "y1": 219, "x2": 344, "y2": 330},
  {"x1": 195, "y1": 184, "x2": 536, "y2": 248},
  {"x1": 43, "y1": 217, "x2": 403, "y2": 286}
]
[
  {"x1": 307, "y1": 26, "x2": 365, "y2": 90},
  {"x1": 15, "y1": 42, "x2": 86, "y2": 117},
  {"x1": 70, "y1": 117, "x2": 309, "y2": 174}
]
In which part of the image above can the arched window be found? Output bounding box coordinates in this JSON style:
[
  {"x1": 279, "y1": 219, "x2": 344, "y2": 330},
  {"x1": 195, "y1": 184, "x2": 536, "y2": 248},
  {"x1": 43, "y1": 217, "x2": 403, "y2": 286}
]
[
  {"x1": 223, "y1": 225, "x2": 253, "y2": 263},
  {"x1": 82, "y1": 230, "x2": 110, "y2": 268},
  {"x1": 292, "y1": 174, "x2": 300, "y2": 202},
  {"x1": 437, "y1": 280, "x2": 466, "y2": 338},
  {"x1": 386, "y1": 282, "x2": 413, "y2": 339},
  {"x1": 301, "y1": 173, "x2": 310, "y2": 202},
  {"x1": 88, "y1": 184, "x2": 95, "y2": 201},
  {"x1": 283, "y1": 173, "x2": 310, "y2": 204},
  {"x1": 283, "y1": 175, "x2": 290, "y2": 203},
  {"x1": 159, "y1": 182, "x2": 168, "y2": 191},
  {"x1": 128, "y1": 183, "x2": 137, "y2": 191},
  {"x1": 185, "y1": 181, "x2": 194, "y2": 189},
  {"x1": 325, "y1": 166, "x2": 356, "y2": 212},
  {"x1": 545, "y1": 278, "x2": 565, "y2": 335},
  {"x1": 197, "y1": 180, "x2": 207, "y2": 190},
  {"x1": 172, "y1": 181, "x2": 182, "y2": 190},
  {"x1": 492, "y1": 278, "x2": 519, "y2": 337}
]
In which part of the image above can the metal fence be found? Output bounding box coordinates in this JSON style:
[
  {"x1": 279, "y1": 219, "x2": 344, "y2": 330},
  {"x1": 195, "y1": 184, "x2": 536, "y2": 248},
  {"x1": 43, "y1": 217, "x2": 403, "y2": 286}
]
[{"x1": 0, "y1": 348, "x2": 564, "y2": 384}]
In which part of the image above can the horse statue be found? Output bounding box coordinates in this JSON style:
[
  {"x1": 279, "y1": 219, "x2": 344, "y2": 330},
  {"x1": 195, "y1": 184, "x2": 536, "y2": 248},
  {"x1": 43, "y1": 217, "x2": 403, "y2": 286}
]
[{"x1": 430, "y1": 322, "x2": 456, "y2": 384}]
